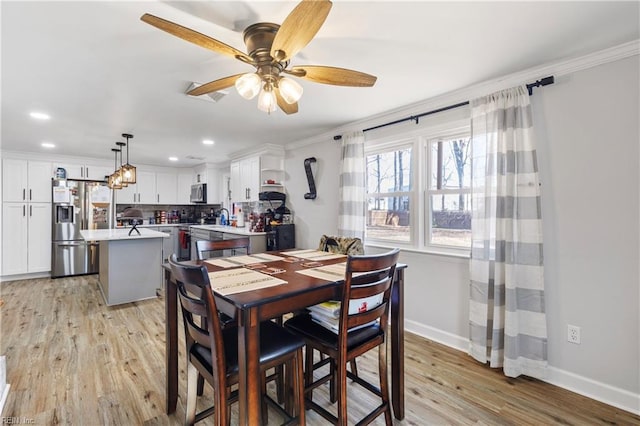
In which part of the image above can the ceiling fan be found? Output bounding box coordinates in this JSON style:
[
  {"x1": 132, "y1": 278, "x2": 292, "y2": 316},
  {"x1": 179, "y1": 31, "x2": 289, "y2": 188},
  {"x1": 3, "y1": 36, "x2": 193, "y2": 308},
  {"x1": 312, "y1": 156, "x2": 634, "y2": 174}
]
[{"x1": 141, "y1": 0, "x2": 376, "y2": 115}]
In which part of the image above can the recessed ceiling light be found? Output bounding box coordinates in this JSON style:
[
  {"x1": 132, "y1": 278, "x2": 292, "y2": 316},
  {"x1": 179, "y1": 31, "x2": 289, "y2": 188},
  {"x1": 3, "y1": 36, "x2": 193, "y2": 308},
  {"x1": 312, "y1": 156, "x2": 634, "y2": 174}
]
[
  {"x1": 169, "y1": 157, "x2": 178, "y2": 162},
  {"x1": 202, "y1": 139, "x2": 215, "y2": 145},
  {"x1": 41, "y1": 142, "x2": 55, "y2": 148},
  {"x1": 30, "y1": 111, "x2": 51, "y2": 120}
]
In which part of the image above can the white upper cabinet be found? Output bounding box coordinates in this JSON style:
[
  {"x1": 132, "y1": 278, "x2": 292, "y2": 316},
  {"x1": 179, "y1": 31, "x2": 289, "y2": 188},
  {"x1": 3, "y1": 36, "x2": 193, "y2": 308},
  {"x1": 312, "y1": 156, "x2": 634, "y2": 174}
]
[
  {"x1": 193, "y1": 164, "x2": 223, "y2": 205},
  {"x1": 155, "y1": 171, "x2": 177, "y2": 204},
  {"x1": 230, "y1": 154, "x2": 283, "y2": 203},
  {"x1": 177, "y1": 170, "x2": 193, "y2": 204},
  {"x1": 115, "y1": 170, "x2": 176, "y2": 205},
  {"x1": 2, "y1": 159, "x2": 52, "y2": 202},
  {"x1": 52, "y1": 161, "x2": 112, "y2": 181},
  {"x1": 230, "y1": 156, "x2": 260, "y2": 202}
]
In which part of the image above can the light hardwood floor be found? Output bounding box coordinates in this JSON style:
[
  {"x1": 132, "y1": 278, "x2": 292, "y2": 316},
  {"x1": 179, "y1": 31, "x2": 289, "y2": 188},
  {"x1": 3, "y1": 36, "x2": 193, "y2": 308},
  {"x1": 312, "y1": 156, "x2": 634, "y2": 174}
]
[{"x1": 1, "y1": 276, "x2": 638, "y2": 425}]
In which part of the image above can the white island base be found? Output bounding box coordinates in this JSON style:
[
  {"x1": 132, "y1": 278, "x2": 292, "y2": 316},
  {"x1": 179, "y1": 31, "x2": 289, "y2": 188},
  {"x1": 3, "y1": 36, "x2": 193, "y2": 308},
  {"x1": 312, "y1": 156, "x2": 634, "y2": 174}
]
[{"x1": 80, "y1": 228, "x2": 168, "y2": 306}]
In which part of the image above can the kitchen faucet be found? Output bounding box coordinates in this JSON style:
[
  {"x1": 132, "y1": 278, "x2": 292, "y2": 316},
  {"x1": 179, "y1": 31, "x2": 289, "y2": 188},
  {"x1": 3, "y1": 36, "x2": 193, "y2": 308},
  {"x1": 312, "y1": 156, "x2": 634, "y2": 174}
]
[{"x1": 219, "y1": 208, "x2": 230, "y2": 226}]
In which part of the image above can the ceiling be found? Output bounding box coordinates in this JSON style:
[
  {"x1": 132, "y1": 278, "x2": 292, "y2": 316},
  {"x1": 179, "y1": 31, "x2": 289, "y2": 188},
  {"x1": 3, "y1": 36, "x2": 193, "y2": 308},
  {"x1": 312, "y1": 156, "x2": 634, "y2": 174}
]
[{"x1": 2, "y1": 1, "x2": 638, "y2": 168}]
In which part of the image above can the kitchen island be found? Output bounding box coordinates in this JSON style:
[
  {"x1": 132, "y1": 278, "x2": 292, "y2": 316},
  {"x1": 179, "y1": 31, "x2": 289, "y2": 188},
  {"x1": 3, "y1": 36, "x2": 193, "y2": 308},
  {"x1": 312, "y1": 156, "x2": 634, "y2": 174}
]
[{"x1": 80, "y1": 228, "x2": 169, "y2": 306}]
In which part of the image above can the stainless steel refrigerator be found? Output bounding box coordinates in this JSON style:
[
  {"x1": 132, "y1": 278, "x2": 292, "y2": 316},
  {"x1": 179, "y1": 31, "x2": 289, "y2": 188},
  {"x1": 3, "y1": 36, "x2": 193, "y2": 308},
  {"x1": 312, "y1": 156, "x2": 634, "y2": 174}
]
[{"x1": 51, "y1": 179, "x2": 114, "y2": 278}]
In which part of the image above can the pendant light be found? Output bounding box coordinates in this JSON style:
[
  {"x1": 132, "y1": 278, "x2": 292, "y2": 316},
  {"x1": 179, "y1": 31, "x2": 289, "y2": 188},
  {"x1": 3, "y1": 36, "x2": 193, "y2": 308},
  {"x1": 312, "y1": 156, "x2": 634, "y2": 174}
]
[
  {"x1": 119, "y1": 133, "x2": 136, "y2": 184},
  {"x1": 108, "y1": 148, "x2": 123, "y2": 190},
  {"x1": 115, "y1": 142, "x2": 128, "y2": 188}
]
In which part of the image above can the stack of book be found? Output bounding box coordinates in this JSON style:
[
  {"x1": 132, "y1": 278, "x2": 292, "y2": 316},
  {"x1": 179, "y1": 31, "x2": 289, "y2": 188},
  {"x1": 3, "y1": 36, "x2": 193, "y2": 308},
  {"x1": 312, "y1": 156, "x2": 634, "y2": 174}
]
[{"x1": 307, "y1": 294, "x2": 383, "y2": 334}]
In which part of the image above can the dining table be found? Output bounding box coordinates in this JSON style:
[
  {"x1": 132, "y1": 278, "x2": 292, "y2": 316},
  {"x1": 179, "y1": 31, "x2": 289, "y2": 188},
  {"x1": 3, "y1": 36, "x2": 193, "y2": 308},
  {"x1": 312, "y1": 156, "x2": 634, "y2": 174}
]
[{"x1": 163, "y1": 249, "x2": 407, "y2": 425}]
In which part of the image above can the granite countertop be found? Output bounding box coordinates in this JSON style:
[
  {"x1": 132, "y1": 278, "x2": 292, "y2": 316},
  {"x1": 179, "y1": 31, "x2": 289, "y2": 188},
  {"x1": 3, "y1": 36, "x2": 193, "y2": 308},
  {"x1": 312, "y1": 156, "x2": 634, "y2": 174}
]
[
  {"x1": 189, "y1": 224, "x2": 267, "y2": 236},
  {"x1": 80, "y1": 228, "x2": 170, "y2": 241}
]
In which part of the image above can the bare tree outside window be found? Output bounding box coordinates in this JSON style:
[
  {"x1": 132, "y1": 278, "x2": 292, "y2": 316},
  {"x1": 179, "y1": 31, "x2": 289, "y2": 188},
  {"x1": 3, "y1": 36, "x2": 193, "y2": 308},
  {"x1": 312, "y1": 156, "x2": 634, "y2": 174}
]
[{"x1": 366, "y1": 147, "x2": 412, "y2": 242}]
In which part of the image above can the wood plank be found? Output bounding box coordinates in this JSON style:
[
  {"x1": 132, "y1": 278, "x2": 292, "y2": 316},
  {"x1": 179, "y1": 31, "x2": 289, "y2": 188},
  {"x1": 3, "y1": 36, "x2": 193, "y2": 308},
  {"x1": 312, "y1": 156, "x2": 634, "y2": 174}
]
[{"x1": 1, "y1": 275, "x2": 638, "y2": 425}]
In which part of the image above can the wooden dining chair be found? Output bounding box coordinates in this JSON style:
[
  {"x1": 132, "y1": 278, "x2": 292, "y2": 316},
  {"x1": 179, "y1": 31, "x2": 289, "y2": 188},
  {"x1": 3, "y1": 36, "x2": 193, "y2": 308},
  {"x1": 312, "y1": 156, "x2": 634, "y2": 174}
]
[
  {"x1": 168, "y1": 255, "x2": 306, "y2": 426},
  {"x1": 318, "y1": 234, "x2": 365, "y2": 381},
  {"x1": 196, "y1": 237, "x2": 251, "y2": 260},
  {"x1": 284, "y1": 249, "x2": 400, "y2": 426}
]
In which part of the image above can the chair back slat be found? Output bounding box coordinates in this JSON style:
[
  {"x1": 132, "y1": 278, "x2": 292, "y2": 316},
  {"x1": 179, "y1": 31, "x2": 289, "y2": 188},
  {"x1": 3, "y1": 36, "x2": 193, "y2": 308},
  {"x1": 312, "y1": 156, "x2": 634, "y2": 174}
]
[
  {"x1": 196, "y1": 237, "x2": 251, "y2": 260},
  {"x1": 346, "y1": 303, "x2": 387, "y2": 329}
]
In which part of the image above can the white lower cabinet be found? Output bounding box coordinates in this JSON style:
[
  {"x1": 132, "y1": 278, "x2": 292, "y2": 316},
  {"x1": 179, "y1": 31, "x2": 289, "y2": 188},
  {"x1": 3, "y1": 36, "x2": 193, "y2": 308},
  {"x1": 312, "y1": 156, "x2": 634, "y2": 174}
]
[{"x1": 1, "y1": 202, "x2": 51, "y2": 275}]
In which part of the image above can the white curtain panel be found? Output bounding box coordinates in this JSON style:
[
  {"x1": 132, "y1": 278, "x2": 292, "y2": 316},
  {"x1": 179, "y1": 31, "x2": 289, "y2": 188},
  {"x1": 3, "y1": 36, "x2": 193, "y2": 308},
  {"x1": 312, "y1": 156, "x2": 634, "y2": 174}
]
[
  {"x1": 338, "y1": 131, "x2": 366, "y2": 240},
  {"x1": 468, "y1": 86, "x2": 547, "y2": 379}
]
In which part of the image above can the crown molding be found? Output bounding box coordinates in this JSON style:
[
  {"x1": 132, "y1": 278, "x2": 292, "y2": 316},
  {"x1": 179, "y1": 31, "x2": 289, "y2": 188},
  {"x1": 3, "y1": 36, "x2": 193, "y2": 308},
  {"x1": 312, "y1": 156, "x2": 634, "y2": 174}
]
[{"x1": 286, "y1": 39, "x2": 639, "y2": 151}]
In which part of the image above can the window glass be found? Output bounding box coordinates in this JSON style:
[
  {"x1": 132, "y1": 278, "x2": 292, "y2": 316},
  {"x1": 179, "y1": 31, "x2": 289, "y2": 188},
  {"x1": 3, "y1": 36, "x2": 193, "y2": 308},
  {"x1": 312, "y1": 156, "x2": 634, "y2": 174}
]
[
  {"x1": 430, "y1": 138, "x2": 471, "y2": 189},
  {"x1": 366, "y1": 147, "x2": 412, "y2": 243},
  {"x1": 366, "y1": 196, "x2": 411, "y2": 242},
  {"x1": 426, "y1": 136, "x2": 472, "y2": 250},
  {"x1": 430, "y1": 194, "x2": 471, "y2": 247}
]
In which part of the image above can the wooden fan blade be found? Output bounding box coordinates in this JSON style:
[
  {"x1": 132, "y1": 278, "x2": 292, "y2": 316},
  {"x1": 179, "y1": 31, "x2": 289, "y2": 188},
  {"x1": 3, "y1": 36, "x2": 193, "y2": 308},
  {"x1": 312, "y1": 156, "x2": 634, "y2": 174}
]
[
  {"x1": 141, "y1": 13, "x2": 252, "y2": 62},
  {"x1": 287, "y1": 65, "x2": 377, "y2": 87},
  {"x1": 187, "y1": 74, "x2": 244, "y2": 96},
  {"x1": 275, "y1": 89, "x2": 299, "y2": 115},
  {"x1": 270, "y1": 0, "x2": 332, "y2": 62}
]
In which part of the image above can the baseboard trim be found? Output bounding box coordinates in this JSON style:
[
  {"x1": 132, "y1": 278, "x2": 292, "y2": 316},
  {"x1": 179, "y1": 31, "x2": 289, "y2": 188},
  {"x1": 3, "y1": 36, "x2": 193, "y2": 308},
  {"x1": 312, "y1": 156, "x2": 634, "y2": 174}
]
[
  {"x1": 405, "y1": 320, "x2": 640, "y2": 416},
  {"x1": 0, "y1": 272, "x2": 50, "y2": 283}
]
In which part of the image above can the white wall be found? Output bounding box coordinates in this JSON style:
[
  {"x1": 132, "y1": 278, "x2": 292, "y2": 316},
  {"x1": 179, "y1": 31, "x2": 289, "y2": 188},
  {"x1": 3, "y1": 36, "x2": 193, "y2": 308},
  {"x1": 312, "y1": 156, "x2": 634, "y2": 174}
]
[
  {"x1": 284, "y1": 140, "x2": 340, "y2": 250},
  {"x1": 534, "y1": 56, "x2": 639, "y2": 401},
  {"x1": 285, "y1": 53, "x2": 640, "y2": 413}
]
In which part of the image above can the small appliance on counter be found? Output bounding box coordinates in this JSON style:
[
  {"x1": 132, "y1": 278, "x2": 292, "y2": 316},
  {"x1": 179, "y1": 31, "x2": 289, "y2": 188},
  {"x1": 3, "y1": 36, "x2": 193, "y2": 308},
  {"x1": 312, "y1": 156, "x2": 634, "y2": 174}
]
[{"x1": 259, "y1": 191, "x2": 295, "y2": 251}]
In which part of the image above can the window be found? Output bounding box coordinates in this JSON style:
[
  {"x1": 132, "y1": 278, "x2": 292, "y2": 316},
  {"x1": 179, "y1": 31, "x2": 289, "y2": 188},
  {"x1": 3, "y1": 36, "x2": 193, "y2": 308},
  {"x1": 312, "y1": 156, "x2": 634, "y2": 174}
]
[
  {"x1": 366, "y1": 146, "x2": 412, "y2": 242},
  {"x1": 426, "y1": 136, "x2": 472, "y2": 249},
  {"x1": 365, "y1": 128, "x2": 471, "y2": 254}
]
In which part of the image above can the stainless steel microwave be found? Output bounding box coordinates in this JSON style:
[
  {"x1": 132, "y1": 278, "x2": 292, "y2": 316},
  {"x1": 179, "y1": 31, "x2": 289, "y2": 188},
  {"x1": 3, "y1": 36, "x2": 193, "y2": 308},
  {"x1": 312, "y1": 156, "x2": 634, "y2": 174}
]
[{"x1": 190, "y1": 183, "x2": 207, "y2": 203}]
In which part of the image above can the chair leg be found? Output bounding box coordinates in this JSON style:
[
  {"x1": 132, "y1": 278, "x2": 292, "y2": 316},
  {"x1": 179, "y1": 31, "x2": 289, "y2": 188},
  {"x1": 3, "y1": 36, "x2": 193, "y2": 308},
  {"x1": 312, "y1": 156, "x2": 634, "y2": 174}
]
[
  {"x1": 294, "y1": 347, "x2": 306, "y2": 425},
  {"x1": 378, "y1": 345, "x2": 392, "y2": 425},
  {"x1": 261, "y1": 372, "x2": 269, "y2": 424},
  {"x1": 329, "y1": 358, "x2": 337, "y2": 403},
  {"x1": 185, "y1": 362, "x2": 198, "y2": 426},
  {"x1": 304, "y1": 345, "x2": 314, "y2": 403},
  {"x1": 197, "y1": 373, "x2": 205, "y2": 396},
  {"x1": 349, "y1": 359, "x2": 358, "y2": 378},
  {"x1": 336, "y1": 357, "x2": 348, "y2": 426},
  {"x1": 275, "y1": 316, "x2": 285, "y2": 404}
]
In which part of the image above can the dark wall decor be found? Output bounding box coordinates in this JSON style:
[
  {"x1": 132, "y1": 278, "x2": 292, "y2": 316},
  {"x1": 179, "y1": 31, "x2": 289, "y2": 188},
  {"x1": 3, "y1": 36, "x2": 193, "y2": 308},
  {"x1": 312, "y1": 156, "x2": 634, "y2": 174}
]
[{"x1": 304, "y1": 157, "x2": 317, "y2": 200}]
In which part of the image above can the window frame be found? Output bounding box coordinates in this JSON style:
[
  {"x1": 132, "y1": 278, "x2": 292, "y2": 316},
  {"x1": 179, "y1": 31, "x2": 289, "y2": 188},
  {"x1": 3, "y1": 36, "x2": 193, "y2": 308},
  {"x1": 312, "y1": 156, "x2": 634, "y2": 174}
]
[
  {"x1": 423, "y1": 131, "x2": 472, "y2": 255},
  {"x1": 364, "y1": 120, "x2": 471, "y2": 257},
  {"x1": 365, "y1": 140, "x2": 416, "y2": 247}
]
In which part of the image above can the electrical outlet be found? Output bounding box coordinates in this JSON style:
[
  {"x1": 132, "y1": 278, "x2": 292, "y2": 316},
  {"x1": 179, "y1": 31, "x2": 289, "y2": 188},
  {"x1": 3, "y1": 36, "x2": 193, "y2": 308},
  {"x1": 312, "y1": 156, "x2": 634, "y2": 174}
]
[{"x1": 567, "y1": 324, "x2": 581, "y2": 344}]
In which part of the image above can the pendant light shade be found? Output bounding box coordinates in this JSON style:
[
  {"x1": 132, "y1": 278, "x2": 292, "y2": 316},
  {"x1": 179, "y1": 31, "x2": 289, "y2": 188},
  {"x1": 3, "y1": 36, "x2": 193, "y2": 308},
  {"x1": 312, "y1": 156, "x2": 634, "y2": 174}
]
[
  {"x1": 109, "y1": 148, "x2": 124, "y2": 190},
  {"x1": 120, "y1": 133, "x2": 136, "y2": 184}
]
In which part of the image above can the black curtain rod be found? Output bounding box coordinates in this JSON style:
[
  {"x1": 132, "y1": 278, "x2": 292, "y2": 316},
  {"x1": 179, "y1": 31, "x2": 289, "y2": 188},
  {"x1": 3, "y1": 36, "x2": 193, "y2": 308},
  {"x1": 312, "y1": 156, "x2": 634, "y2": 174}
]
[{"x1": 333, "y1": 76, "x2": 554, "y2": 140}]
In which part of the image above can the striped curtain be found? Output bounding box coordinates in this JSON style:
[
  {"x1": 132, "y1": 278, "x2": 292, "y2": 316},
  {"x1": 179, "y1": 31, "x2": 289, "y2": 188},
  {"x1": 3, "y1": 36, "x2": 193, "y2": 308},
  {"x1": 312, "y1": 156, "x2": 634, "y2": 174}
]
[
  {"x1": 338, "y1": 131, "x2": 366, "y2": 240},
  {"x1": 468, "y1": 86, "x2": 547, "y2": 379}
]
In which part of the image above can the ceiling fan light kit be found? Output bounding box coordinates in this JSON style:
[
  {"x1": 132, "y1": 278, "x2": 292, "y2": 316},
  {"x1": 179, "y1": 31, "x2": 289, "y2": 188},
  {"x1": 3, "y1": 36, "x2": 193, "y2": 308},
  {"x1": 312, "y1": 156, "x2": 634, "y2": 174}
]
[
  {"x1": 141, "y1": 0, "x2": 376, "y2": 115},
  {"x1": 235, "y1": 73, "x2": 262, "y2": 100},
  {"x1": 257, "y1": 87, "x2": 278, "y2": 113}
]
